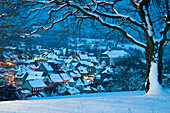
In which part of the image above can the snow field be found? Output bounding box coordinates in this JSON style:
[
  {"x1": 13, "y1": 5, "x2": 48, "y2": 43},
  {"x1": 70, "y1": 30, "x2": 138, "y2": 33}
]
[{"x1": 0, "y1": 91, "x2": 169, "y2": 113}]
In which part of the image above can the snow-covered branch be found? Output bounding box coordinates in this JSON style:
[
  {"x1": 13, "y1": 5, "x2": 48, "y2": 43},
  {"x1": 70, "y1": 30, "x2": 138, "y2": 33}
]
[
  {"x1": 84, "y1": 9, "x2": 146, "y2": 32},
  {"x1": 67, "y1": 2, "x2": 147, "y2": 49},
  {"x1": 25, "y1": 11, "x2": 74, "y2": 37},
  {"x1": 32, "y1": 4, "x2": 55, "y2": 11},
  {"x1": 48, "y1": 3, "x2": 68, "y2": 14}
]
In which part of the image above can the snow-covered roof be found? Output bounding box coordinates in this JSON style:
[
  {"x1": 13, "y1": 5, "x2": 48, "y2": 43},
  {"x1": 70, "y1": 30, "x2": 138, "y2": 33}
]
[
  {"x1": 45, "y1": 53, "x2": 58, "y2": 60},
  {"x1": 24, "y1": 60, "x2": 35, "y2": 64},
  {"x1": 76, "y1": 78, "x2": 84, "y2": 86},
  {"x1": 58, "y1": 84, "x2": 67, "y2": 94},
  {"x1": 69, "y1": 72, "x2": 78, "y2": 77},
  {"x1": 28, "y1": 79, "x2": 47, "y2": 88},
  {"x1": 80, "y1": 61, "x2": 92, "y2": 66},
  {"x1": 96, "y1": 75, "x2": 101, "y2": 79},
  {"x1": 88, "y1": 56, "x2": 97, "y2": 62},
  {"x1": 15, "y1": 72, "x2": 27, "y2": 79},
  {"x1": 102, "y1": 67, "x2": 113, "y2": 74},
  {"x1": 78, "y1": 66, "x2": 88, "y2": 74},
  {"x1": 68, "y1": 78, "x2": 75, "y2": 83},
  {"x1": 47, "y1": 60, "x2": 54, "y2": 63},
  {"x1": 76, "y1": 78, "x2": 89, "y2": 86},
  {"x1": 95, "y1": 65, "x2": 103, "y2": 69},
  {"x1": 72, "y1": 70, "x2": 81, "y2": 77},
  {"x1": 20, "y1": 89, "x2": 31, "y2": 94},
  {"x1": 79, "y1": 54, "x2": 88, "y2": 60},
  {"x1": 72, "y1": 63, "x2": 79, "y2": 67},
  {"x1": 82, "y1": 78, "x2": 89, "y2": 85},
  {"x1": 65, "y1": 59, "x2": 73, "y2": 64},
  {"x1": 60, "y1": 73, "x2": 71, "y2": 81},
  {"x1": 83, "y1": 86, "x2": 91, "y2": 91},
  {"x1": 49, "y1": 73, "x2": 63, "y2": 83},
  {"x1": 17, "y1": 65, "x2": 31, "y2": 72},
  {"x1": 42, "y1": 62, "x2": 53, "y2": 72},
  {"x1": 26, "y1": 71, "x2": 44, "y2": 80},
  {"x1": 102, "y1": 50, "x2": 130, "y2": 58},
  {"x1": 13, "y1": 59, "x2": 25, "y2": 63},
  {"x1": 97, "y1": 85, "x2": 105, "y2": 91},
  {"x1": 88, "y1": 53, "x2": 95, "y2": 56},
  {"x1": 68, "y1": 87, "x2": 80, "y2": 95}
]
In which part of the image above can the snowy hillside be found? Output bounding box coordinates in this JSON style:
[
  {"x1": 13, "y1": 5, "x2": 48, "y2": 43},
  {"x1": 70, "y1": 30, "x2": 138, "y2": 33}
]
[{"x1": 0, "y1": 90, "x2": 170, "y2": 113}]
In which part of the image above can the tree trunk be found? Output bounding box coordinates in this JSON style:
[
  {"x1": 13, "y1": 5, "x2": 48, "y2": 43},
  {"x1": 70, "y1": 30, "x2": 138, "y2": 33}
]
[
  {"x1": 145, "y1": 45, "x2": 163, "y2": 93},
  {"x1": 158, "y1": 46, "x2": 163, "y2": 84},
  {"x1": 145, "y1": 49, "x2": 151, "y2": 93}
]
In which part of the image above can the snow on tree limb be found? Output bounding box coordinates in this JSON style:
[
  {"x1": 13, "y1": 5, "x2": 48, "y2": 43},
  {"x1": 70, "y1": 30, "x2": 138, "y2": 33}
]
[
  {"x1": 24, "y1": 0, "x2": 147, "y2": 49},
  {"x1": 48, "y1": 3, "x2": 68, "y2": 14},
  {"x1": 32, "y1": 4, "x2": 55, "y2": 12},
  {"x1": 68, "y1": 2, "x2": 147, "y2": 49},
  {"x1": 25, "y1": 11, "x2": 75, "y2": 36}
]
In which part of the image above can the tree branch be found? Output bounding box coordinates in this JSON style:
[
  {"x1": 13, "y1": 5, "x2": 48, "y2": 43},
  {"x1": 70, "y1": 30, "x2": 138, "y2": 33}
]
[{"x1": 67, "y1": 2, "x2": 147, "y2": 49}]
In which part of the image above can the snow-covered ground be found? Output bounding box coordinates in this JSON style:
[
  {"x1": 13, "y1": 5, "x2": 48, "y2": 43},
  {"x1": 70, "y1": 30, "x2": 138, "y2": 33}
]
[{"x1": 0, "y1": 90, "x2": 170, "y2": 113}]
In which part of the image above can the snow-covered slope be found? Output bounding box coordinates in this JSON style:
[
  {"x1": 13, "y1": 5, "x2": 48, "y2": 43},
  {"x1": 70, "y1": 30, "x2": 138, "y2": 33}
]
[{"x1": 0, "y1": 91, "x2": 170, "y2": 113}]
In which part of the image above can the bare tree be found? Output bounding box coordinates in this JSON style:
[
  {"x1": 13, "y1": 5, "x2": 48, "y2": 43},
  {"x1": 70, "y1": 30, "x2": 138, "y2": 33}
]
[
  {"x1": 0, "y1": 1, "x2": 38, "y2": 47},
  {"x1": 7, "y1": 0, "x2": 170, "y2": 93}
]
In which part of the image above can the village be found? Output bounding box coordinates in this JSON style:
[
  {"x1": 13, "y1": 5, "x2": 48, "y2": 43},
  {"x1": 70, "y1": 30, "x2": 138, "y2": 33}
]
[
  {"x1": 0, "y1": 40, "x2": 143, "y2": 98},
  {"x1": 0, "y1": 39, "x2": 169, "y2": 100}
]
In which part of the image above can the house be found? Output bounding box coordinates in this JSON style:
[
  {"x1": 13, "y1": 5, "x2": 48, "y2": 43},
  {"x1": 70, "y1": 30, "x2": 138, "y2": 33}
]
[
  {"x1": 100, "y1": 50, "x2": 130, "y2": 66},
  {"x1": 34, "y1": 60, "x2": 46, "y2": 67},
  {"x1": 25, "y1": 71, "x2": 45, "y2": 81},
  {"x1": 49, "y1": 73, "x2": 64, "y2": 84},
  {"x1": 45, "y1": 53, "x2": 58, "y2": 60},
  {"x1": 14, "y1": 72, "x2": 28, "y2": 87},
  {"x1": 68, "y1": 78, "x2": 76, "y2": 87},
  {"x1": 36, "y1": 62, "x2": 54, "y2": 75},
  {"x1": 97, "y1": 85, "x2": 105, "y2": 92},
  {"x1": 47, "y1": 60, "x2": 59, "y2": 72},
  {"x1": 59, "y1": 73, "x2": 71, "y2": 84},
  {"x1": 81, "y1": 86, "x2": 93, "y2": 94},
  {"x1": 68, "y1": 55, "x2": 80, "y2": 62},
  {"x1": 79, "y1": 61, "x2": 92, "y2": 67},
  {"x1": 87, "y1": 62, "x2": 103, "y2": 76},
  {"x1": 88, "y1": 56, "x2": 97, "y2": 62},
  {"x1": 17, "y1": 88, "x2": 32, "y2": 98},
  {"x1": 77, "y1": 66, "x2": 88, "y2": 78},
  {"x1": 76, "y1": 78, "x2": 89, "y2": 91},
  {"x1": 78, "y1": 53, "x2": 89, "y2": 61},
  {"x1": 69, "y1": 70, "x2": 81, "y2": 78},
  {"x1": 66, "y1": 87, "x2": 80, "y2": 95},
  {"x1": 24, "y1": 60, "x2": 35, "y2": 65},
  {"x1": 22, "y1": 79, "x2": 47, "y2": 94}
]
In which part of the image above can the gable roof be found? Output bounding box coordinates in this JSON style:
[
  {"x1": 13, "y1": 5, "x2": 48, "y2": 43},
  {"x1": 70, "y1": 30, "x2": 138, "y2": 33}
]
[
  {"x1": 102, "y1": 50, "x2": 130, "y2": 58},
  {"x1": 67, "y1": 87, "x2": 80, "y2": 95},
  {"x1": 60, "y1": 73, "x2": 71, "y2": 81},
  {"x1": 28, "y1": 79, "x2": 47, "y2": 88},
  {"x1": 88, "y1": 56, "x2": 97, "y2": 62},
  {"x1": 78, "y1": 66, "x2": 88, "y2": 74},
  {"x1": 42, "y1": 62, "x2": 53, "y2": 72},
  {"x1": 26, "y1": 71, "x2": 44, "y2": 80},
  {"x1": 49, "y1": 73, "x2": 63, "y2": 83},
  {"x1": 79, "y1": 61, "x2": 92, "y2": 66},
  {"x1": 69, "y1": 55, "x2": 80, "y2": 61},
  {"x1": 79, "y1": 54, "x2": 88, "y2": 60}
]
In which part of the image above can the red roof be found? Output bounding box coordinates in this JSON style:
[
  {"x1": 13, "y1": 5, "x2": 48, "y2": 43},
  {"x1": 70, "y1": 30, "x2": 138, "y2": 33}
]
[{"x1": 72, "y1": 55, "x2": 78, "y2": 60}]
